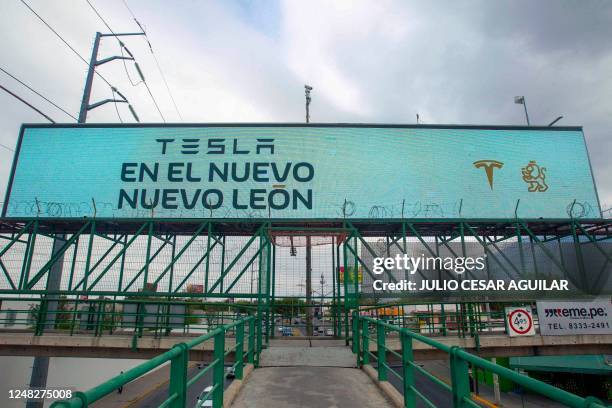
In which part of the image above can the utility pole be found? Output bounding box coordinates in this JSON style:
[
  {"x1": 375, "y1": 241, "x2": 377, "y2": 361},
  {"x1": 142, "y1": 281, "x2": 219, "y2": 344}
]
[
  {"x1": 26, "y1": 30, "x2": 142, "y2": 408},
  {"x1": 78, "y1": 32, "x2": 102, "y2": 123},
  {"x1": 78, "y1": 32, "x2": 144, "y2": 123}
]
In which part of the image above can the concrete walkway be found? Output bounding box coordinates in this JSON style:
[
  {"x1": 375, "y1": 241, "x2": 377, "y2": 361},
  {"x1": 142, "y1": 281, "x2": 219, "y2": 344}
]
[
  {"x1": 259, "y1": 346, "x2": 356, "y2": 367},
  {"x1": 231, "y1": 366, "x2": 394, "y2": 408}
]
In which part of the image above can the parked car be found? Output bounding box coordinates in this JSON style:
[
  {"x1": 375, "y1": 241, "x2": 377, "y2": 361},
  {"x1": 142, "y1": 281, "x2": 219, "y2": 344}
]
[{"x1": 325, "y1": 329, "x2": 334, "y2": 336}]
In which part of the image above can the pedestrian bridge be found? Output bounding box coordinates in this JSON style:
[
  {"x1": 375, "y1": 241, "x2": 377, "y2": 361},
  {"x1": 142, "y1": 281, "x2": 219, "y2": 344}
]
[
  {"x1": 1, "y1": 330, "x2": 610, "y2": 361},
  {"x1": 47, "y1": 315, "x2": 609, "y2": 408},
  {"x1": 231, "y1": 342, "x2": 394, "y2": 408}
]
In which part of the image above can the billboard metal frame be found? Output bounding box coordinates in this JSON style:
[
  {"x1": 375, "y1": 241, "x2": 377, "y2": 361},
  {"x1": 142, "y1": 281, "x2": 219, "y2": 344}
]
[
  {"x1": 0, "y1": 123, "x2": 609, "y2": 341},
  {"x1": 2, "y1": 123, "x2": 602, "y2": 219}
]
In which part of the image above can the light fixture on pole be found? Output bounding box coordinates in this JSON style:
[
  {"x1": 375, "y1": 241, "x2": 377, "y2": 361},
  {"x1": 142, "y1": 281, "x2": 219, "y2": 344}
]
[
  {"x1": 514, "y1": 96, "x2": 530, "y2": 126},
  {"x1": 548, "y1": 116, "x2": 563, "y2": 127},
  {"x1": 305, "y1": 85, "x2": 312, "y2": 123}
]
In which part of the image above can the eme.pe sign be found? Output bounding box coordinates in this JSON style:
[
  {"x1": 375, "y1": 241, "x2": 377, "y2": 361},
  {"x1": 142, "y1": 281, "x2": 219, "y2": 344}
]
[
  {"x1": 2, "y1": 124, "x2": 602, "y2": 219},
  {"x1": 537, "y1": 300, "x2": 612, "y2": 336}
]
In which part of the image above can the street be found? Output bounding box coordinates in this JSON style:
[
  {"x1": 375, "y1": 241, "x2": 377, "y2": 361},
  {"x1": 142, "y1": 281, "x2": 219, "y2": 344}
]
[{"x1": 133, "y1": 364, "x2": 233, "y2": 408}]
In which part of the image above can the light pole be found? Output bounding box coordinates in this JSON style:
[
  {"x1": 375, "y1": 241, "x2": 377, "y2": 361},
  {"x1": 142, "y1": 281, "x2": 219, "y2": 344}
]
[
  {"x1": 514, "y1": 96, "x2": 530, "y2": 126},
  {"x1": 305, "y1": 85, "x2": 312, "y2": 123},
  {"x1": 548, "y1": 116, "x2": 563, "y2": 126}
]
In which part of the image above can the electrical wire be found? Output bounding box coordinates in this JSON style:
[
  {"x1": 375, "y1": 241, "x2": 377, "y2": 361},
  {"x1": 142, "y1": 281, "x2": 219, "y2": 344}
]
[
  {"x1": 0, "y1": 142, "x2": 15, "y2": 152},
  {"x1": 0, "y1": 84, "x2": 56, "y2": 123},
  {"x1": 0, "y1": 66, "x2": 77, "y2": 121},
  {"x1": 20, "y1": 0, "x2": 140, "y2": 122},
  {"x1": 122, "y1": 0, "x2": 183, "y2": 121},
  {"x1": 85, "y1": 0, "x2": 166, "y2": 122},
  {"x1": 120, "y1": 46, "x2": 143, "y2": 86},
  {"x1": 19, "y1": 0, "x2": 114, "y2": 89},
  {"x1": 111, "y1": 87, "x2": 124, "y2": 123}
]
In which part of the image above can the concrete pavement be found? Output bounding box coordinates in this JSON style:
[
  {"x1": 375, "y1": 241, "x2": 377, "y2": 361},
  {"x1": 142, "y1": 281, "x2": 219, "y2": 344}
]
[
  {"x1": 231, "y1": 366, "x2": 394, "y2": 408},
  {"x1": 259, "y1": 346, "x2": 356, "y2": 367}
]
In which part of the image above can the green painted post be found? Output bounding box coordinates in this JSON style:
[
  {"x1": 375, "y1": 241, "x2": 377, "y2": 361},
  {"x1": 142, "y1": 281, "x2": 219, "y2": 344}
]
[
  {"x1": 361, "y1": 319, "x2": 369, "y2": 365},
  {"x1": 248, "y1": 317, "x2": 255, "y2": 364},
  {"x1": 331, "y1": 242, "x2": 336, "y2": 336},
  {"x1": 352, "y1": 311, "x2": 360, "y2": 361},
  {"x1": 136, "y1": 302, "x2": 144, "y2": 338},
  {"x1": 336, "y1": 242, "x2": 342, "y2": 337},
  {"x1": 377, "y1": 321, "x2": 387, "y2": 381},
  {"x1": 21, "y1": 220, "x2": 38, "y2": 290},
  {"x1": 450, "y1": 346, "x2": 471, "y2": 407},
  {"x1": 271, "y1": 243, "x2": 276, "y2": 338},
  {"x1": 265, "y1": 233, "x2": 272, "y2": 345},
  {"x1": 166, "y1": 235, "x2": 176, "y2": 294},
  {"x1": 236, "y1": 321, "x2": 245, "y2": 379},
  {"x1": 255, "y1": 232, "x2": 264, "y2": 362},
  {"x1": 35, "y1": 299, "x2": 47, "y2": 336},
  {"x1": 168, "y1": 343, "x2": 188, "y2": 408},
  {"x1": 342, "y1": 234, "x2": 349, "y2": 345},
  {"x1": 67, "y1": 236, "x2": 79, "y2": 291},
  {"x1": 441, "y1": 303, "x2": 447, "y2": 336},
  {"x1": 213, "y1": 330, "x2": 225, "y2": 408},
  {"x1": 570, "y1": 220, "x2": 588, "y2": 289},
  {"x1": 401, "y1": 330, "x2": 416, "y2": 408},
  {"x1": 142, "y1": 222, "x2": 153, "y2": 291},
  {"x1": 219, "y1": 235, "x2": 226, "y2": 293},
  {"x1": 204, "y1": 223, "x2": 212, "y2": 293}
]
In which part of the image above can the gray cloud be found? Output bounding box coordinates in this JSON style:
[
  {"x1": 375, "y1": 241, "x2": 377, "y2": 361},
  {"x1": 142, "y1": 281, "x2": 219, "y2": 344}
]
[{"x1": 1, "y1": 0, "x2": 610, "y2": 210}]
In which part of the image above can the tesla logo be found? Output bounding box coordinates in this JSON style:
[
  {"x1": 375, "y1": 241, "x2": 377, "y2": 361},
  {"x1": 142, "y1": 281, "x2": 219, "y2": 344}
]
[{"x1": 473, "y1": 160, "x2": 504, "y2": 189}]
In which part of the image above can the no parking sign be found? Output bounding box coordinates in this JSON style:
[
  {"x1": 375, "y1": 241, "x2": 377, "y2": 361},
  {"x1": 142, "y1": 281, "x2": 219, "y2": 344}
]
[{"x1": 505, "y1": 307, "x2": 535, "y2": 337}]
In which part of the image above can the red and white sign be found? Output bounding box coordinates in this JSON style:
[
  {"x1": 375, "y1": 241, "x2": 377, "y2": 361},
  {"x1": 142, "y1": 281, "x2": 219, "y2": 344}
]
[{"x1": 505, "y1": 307, "x2": 535, "y2": 337}]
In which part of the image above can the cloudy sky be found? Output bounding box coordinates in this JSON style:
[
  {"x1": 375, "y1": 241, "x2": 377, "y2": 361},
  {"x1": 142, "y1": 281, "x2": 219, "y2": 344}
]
[{"x1": 0, "y1": 0, "x2": 611, "y2": 212}]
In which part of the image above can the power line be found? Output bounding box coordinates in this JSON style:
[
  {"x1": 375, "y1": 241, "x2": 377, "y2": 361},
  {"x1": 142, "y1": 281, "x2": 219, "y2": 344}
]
[
  {"x1": 120, "y1": 46, "x2": 143, "y2": 86},
  {"x1": 0, "y1": 84, "x2": 56, "y2": 123},
  {"x1": 111, "y1": 87, "x2": 124, "y2": 123},
  {"x1": 85, "y1": 0, "x2": 114, "y2": 34},
  {"x1": 0, "y1": 66, "x2": 77, "y2": 121},
  {"x1": 0, "y1": 142, "x2": 15, "y2": 152},
  {"x1": 122, "y1": 0, "x2": 183, "y2": 121},
  {"x1": 142, "y1": 80, "x2": 165, "y2": 122},
  {"x1": 19, "y1": 0, "x2": 113, "y2": 89},
  {"x1": 85, "y1": 0, "x2": 166, "y2": 122}
]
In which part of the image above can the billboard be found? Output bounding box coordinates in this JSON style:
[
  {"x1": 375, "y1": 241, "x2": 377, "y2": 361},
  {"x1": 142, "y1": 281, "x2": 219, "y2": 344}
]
[
  {"x1": 2, "y1": 124, "x2": 601, "y2": 219},
  {"x1": 536, "y1": 299, "x2": 612, "y2": 336}
]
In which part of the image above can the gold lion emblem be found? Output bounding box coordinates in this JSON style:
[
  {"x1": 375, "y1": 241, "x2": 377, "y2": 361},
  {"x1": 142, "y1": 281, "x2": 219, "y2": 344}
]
[{"x1": 521, "y1": 160, "x2": 548, "y2": 192}]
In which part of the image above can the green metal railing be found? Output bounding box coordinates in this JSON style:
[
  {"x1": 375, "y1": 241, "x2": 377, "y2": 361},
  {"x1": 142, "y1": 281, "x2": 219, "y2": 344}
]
[
  {"x1": 357, "y1": 301, "x2": 538, "y2": 351},
  {"x1": 50, "y1": 314, "x2": 260, "y2": 408},
  {"x1": 354, "y1": 314, "x2": 608, "y2": 408},
  {"x1": 0, "y1": 297, "x2": 255, "y2": 338}
]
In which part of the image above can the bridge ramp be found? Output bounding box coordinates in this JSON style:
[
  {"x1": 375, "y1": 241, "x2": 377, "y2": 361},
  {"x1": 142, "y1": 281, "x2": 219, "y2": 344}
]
[
  {"x1": 231, "y1": 366, "x2": 393, "y2": 408},
  {"x1": 232, "y1": 345, "x2": 393, "y2": 407},
  {"x1": 259, "y1": 345, "x2": 356, "y2": 367}
]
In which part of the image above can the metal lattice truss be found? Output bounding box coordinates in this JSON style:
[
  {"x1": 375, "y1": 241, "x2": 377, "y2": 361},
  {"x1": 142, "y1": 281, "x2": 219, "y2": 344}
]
[{"x1": 0, "y1": 218, "x2": 610, "y2": 301}]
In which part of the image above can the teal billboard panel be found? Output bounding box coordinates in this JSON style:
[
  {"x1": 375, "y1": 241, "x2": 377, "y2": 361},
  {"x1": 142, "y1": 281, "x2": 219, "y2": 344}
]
[{"x1": 2, "y1": 124, "x2": 601, "y2": 219}]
